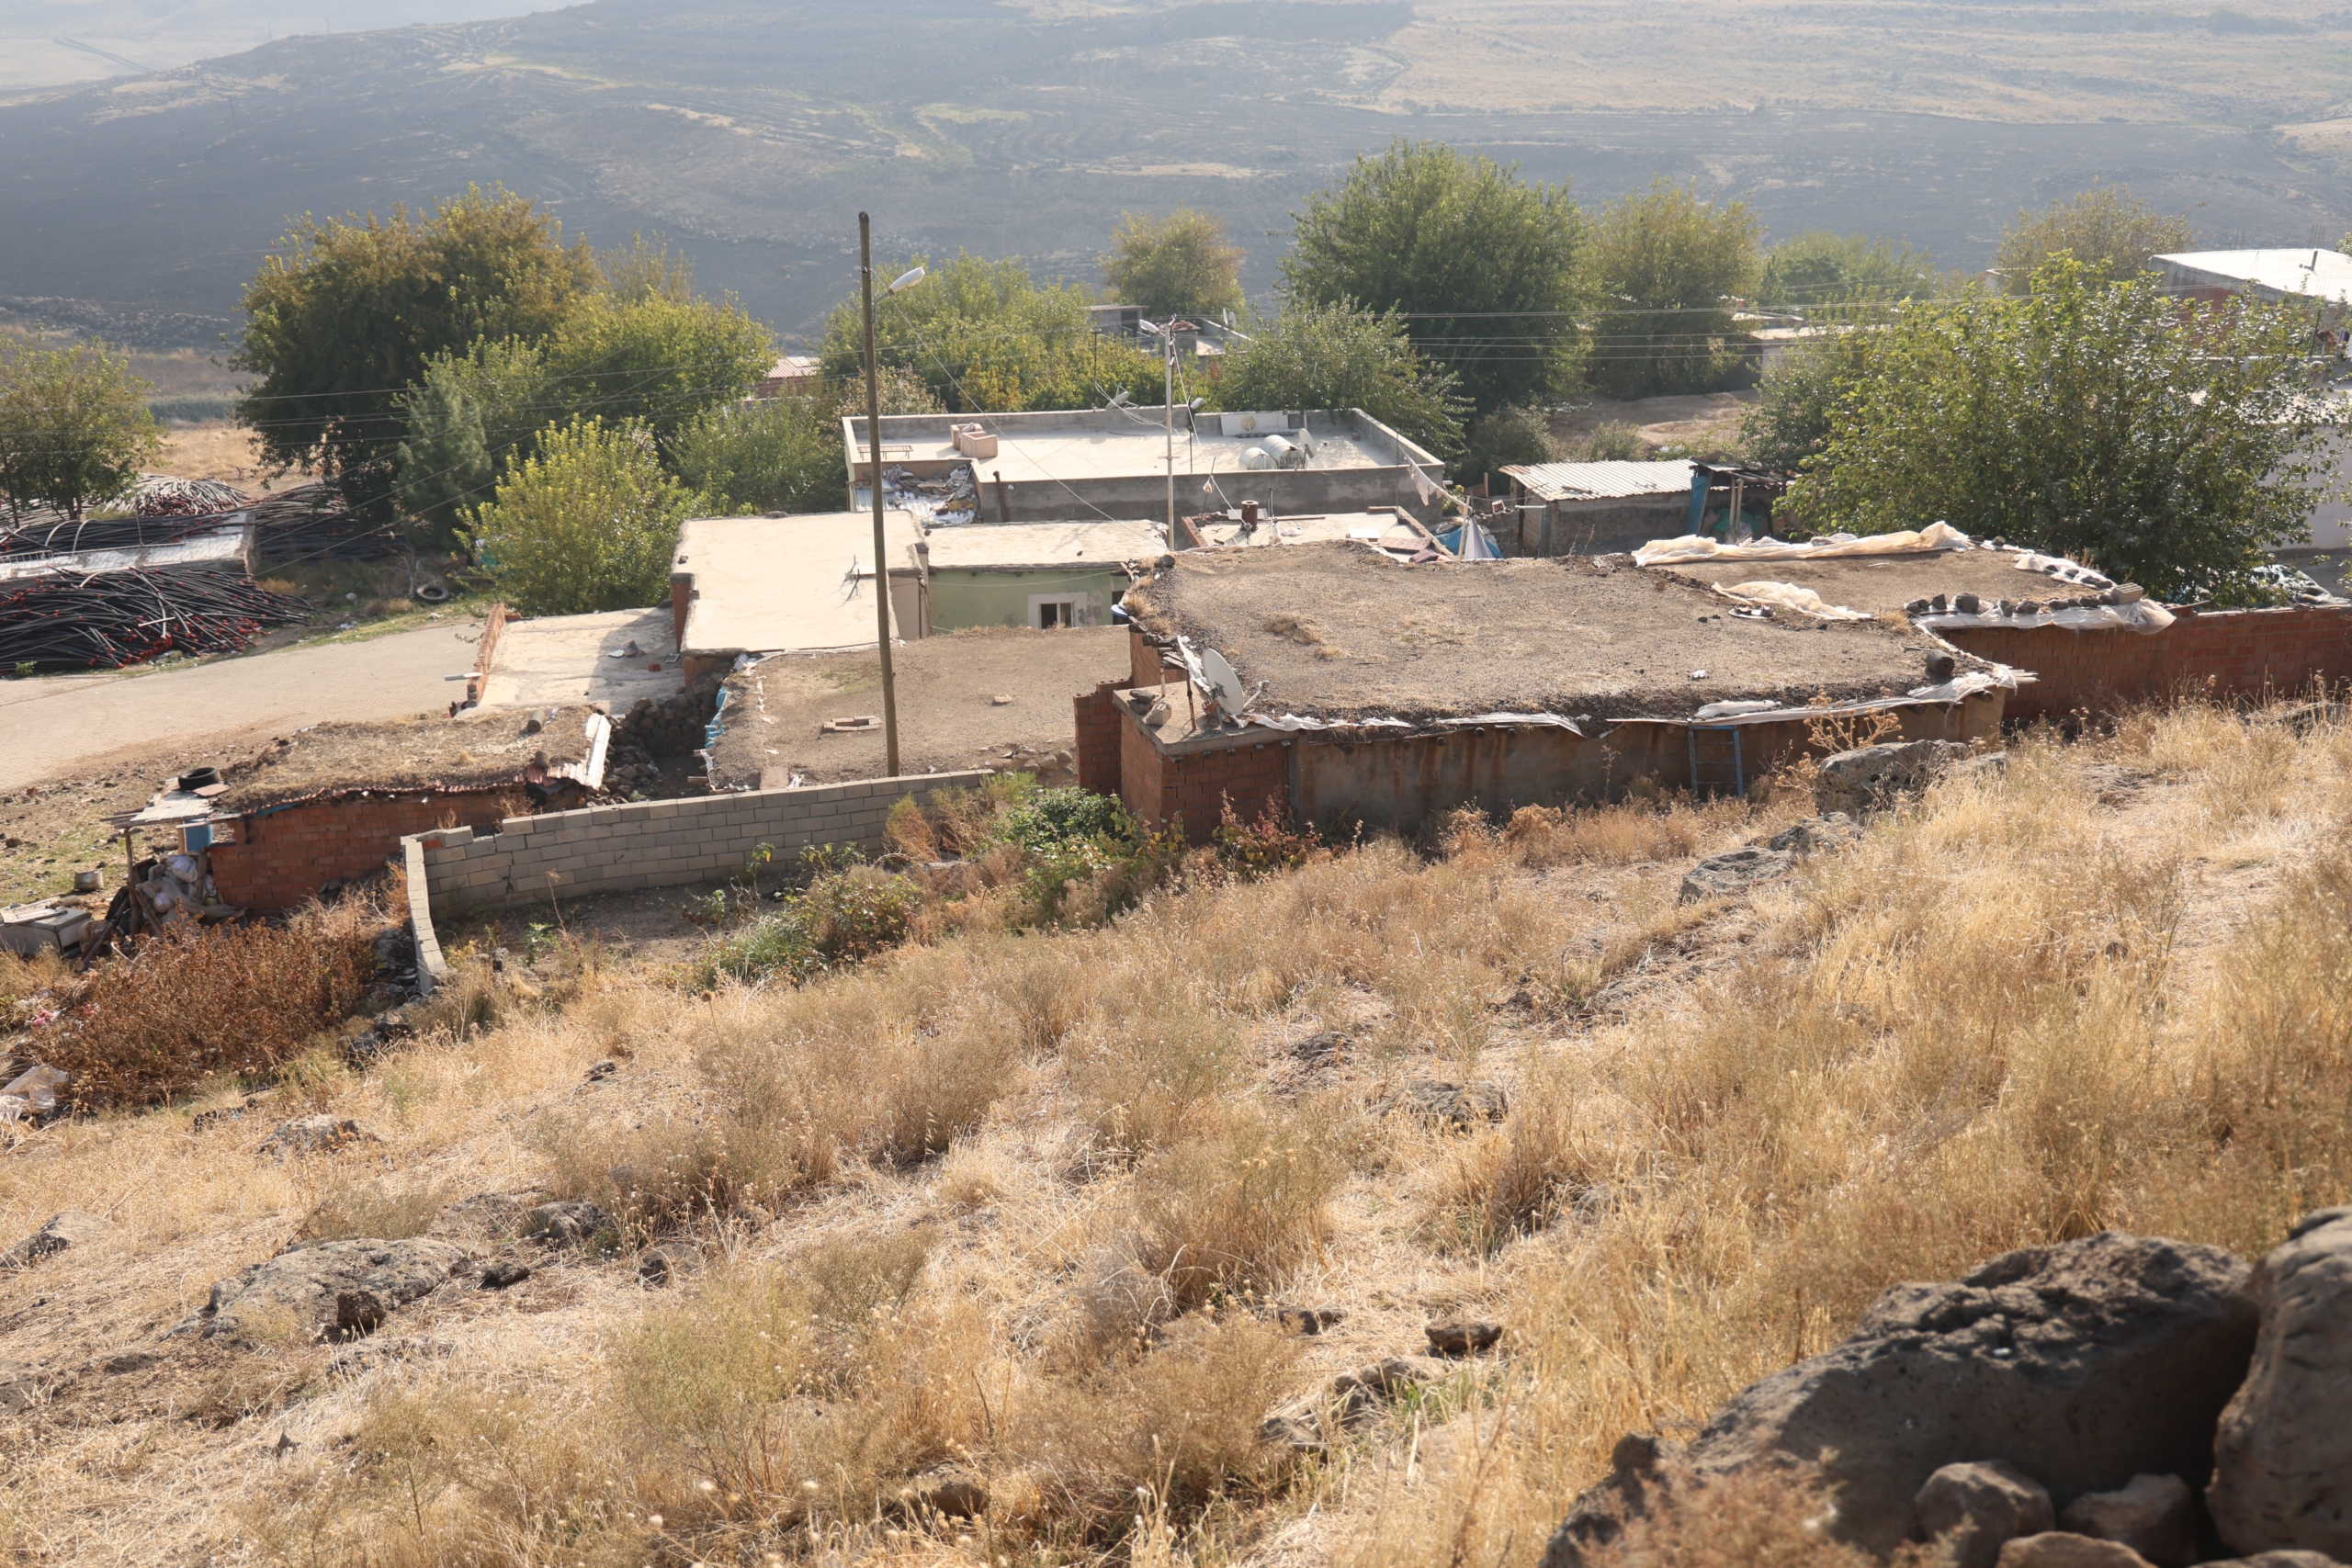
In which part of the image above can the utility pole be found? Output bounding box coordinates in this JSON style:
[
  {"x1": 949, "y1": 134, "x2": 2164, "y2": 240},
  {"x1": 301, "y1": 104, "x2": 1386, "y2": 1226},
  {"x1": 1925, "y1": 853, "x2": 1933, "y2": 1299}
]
[{"x1": 859, "y1": 211, "x2": 900, "y2": 777}]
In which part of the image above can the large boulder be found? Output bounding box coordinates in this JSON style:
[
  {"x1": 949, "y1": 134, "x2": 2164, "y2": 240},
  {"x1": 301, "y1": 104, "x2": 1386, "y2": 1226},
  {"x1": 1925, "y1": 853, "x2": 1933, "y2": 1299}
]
[
  {"x1": 1541, "y1": 1233, "x2": 2256, "y2": 1565},
  {"x1": 2209, "y1": 1208, "x2": 2352, "y2": 1559},
  {"x1": 174, "y1": 1238, "x2": 470, "y2": 1341},
  {"x1": 1815, "y1": 739, "x2": 1969, "y2": 816},
  {"x1": 2058, "y1": 1473, "x2": 2195, "y2": 1568},
  {"x1": 1678, "y1": 846, "x2": 1794, "y2": 904}
]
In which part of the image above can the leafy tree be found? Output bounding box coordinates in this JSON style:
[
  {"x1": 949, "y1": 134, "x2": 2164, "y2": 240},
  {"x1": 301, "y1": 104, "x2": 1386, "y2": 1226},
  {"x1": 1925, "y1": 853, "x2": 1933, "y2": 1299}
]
[
  {"x1": 1585, "y1": 180, "x2": 1762, "y2": 397},
  {"x1": 1786, "y1": 260, "x2": 2337, "y2": 601},
  {"x1": 1994, "y1": 183, "x2": 2193, "y2": 293},
  {"x1": 1458, "y1": 404, "x2": 1558, "y2": 487},
  {"x1": 390, "y1": 373, "x2": 492, "y2": 542},
  {"x1": 464, "y1": 417, "x2": 699, "y2": 615},
  {"x1": 232, "y1": 186, "x2": 598, "y2": 514},
  {"x1": 1102, "y1": 209, "x2": 1246, "y2": 321},
  {"x1": 819, "y1": 254, "x2": 1160, "y2": 413},
  {"x1": 1211, "y1": 300, "x2": 1465, "y2": 457},
  {"x1": 0, "y1": 338, "x2": 162, "y2": 523},
  {"x1": 1281, "y1": 140, "x2": 1590, "y2": 412},
  {"x1": 672, "y1": 394, "x2": 846, "y2": 515},
  {"x1": 1757, "y1": 231, "x2": 1943, "y2": 320},
  {"x1": 535, "y1": 290, "x2": 775, "y2": 446},
  {"x1": 1738, "y1": 328, "x2": 1882, "y2": 474}
]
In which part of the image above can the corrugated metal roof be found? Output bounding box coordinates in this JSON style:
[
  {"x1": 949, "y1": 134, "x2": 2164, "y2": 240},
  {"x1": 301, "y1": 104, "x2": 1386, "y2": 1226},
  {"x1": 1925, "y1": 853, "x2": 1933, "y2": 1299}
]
[
  {"x1": 2156, "y1": 250, "x2": 2352, "y2": 306},
  {"x1": 1498, "y1": 459, "x2": 1696, "y2": 502}
]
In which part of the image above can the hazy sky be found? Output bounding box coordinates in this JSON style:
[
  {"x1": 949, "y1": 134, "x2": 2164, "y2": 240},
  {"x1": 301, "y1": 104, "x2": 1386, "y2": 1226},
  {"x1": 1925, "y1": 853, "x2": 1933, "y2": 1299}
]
[{"x1": 0, "y1": 0, "x2": 568, "y2": 90}]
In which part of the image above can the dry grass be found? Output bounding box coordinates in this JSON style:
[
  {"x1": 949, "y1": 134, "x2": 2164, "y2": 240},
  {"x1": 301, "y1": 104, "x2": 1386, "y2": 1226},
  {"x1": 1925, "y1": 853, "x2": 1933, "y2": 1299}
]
[{"x1": 6, "y1": 701, "x2": 2351, "y2": 1568}]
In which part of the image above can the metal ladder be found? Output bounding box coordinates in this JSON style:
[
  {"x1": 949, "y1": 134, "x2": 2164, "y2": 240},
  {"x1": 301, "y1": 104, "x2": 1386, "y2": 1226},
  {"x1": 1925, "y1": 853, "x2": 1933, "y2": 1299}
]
[{"x1": 1688, "y1": 726, "x2": 1745, "y2": 798}]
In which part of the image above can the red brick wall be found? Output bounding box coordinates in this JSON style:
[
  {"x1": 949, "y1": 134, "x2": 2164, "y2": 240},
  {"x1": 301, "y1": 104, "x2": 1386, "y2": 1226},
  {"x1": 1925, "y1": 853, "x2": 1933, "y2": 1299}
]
[
  {"x1": 1116, "y1": 705, "x2": 1292, "y2": 843},
  {"x1": 209, "y1": 791, "x2": 521, "y2": 912},
  {"x1": 1074, "y1": 678, "x2": 1133, "y2": 795},
  {"x1": 1945, "y1": 604, "x2": 2352, "y2": 720},
  {"x1": 1130, "y1": 626, "x2": 1170, "y2": 688}
]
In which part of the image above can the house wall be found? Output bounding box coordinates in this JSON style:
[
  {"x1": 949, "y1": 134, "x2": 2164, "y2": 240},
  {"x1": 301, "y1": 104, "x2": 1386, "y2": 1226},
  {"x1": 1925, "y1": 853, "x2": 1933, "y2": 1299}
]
[
  {"x1": 1943, "y1": 604, "x2": 2352, "y2": 720},
  {"x1": 1521, "y1": 495, "x2": 1691, "y2": 557},
  {"x1": 1074, "y1": 679, "x2": 1134, "y2": 795},
  {"x1": 210, "y1": 790, "x2": 524, "y2": 912},
  {"x1": 412, "y1": 771, "x2": 993, "y2": 918},
  {"x1": 928, "y1": 568, "x2": 1128, "y2": 630},
  {"x1": 1112, "y1": 691, "x2": 2001, "y2": 840}
]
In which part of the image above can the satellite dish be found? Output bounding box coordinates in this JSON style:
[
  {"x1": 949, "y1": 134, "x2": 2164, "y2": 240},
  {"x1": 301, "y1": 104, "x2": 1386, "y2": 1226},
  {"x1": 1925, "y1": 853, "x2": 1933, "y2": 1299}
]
[{"x1": 1202, "y1": 647, "x2": 1249, "y2": 720}]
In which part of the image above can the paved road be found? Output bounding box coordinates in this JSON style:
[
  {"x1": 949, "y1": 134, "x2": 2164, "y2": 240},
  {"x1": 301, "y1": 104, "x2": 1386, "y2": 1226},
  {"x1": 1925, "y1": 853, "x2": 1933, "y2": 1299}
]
[{"x1": 0, "y1": 618, "x2": 484, "y2": 789}]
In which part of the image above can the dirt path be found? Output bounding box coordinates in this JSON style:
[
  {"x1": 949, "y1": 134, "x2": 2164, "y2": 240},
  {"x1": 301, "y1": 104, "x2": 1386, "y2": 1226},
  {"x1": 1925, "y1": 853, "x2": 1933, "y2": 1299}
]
[{"x1": 0, "y1": 616, "x2": 486, "y2": 791}]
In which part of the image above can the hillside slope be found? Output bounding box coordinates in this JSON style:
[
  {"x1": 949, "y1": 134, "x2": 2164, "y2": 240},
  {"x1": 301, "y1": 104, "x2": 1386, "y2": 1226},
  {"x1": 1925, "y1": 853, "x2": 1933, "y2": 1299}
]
[{"x1": 1, "y1": 701, "x2": 2346, "y2": 1564}]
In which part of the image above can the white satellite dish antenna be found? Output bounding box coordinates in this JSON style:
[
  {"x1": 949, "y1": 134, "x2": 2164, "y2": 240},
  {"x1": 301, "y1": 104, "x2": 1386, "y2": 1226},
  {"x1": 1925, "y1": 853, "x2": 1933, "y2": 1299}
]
[{"x1": 1202, "y1": 647, "x2": 1249, "y2": 722}]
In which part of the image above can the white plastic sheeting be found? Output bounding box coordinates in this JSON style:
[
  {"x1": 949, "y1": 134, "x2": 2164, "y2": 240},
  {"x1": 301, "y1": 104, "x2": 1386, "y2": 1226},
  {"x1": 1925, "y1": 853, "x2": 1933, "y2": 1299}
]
[
  {"x1": 1917, "y1": 602, "x2": 2177, "y2": 636},
  {"x1": 1714, "y1": 581, "x2": 1875, "y2": 621},
  {"x1": 1635, "y1": 522, "x2": 1973, "y2": 568}
]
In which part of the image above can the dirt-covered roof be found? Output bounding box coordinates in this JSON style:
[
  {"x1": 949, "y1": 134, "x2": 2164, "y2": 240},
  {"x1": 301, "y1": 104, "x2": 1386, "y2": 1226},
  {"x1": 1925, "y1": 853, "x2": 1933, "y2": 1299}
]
[
  {"x1": 213, "y1": 706, "x2": 605, "y2": 812},
  {"x1": 1120, "y1": 541, "x2": 1980, "y2": 726}
]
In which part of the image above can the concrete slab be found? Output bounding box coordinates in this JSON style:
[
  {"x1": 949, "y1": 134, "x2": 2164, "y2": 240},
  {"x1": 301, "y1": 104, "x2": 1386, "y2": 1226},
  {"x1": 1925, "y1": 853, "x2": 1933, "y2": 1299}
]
[
  {"x1": 674, "y1": 511, "x2": 922, "y2": 659},
  {"x1": 474, "y1": 607, "x2": 681, "y2": 710}
]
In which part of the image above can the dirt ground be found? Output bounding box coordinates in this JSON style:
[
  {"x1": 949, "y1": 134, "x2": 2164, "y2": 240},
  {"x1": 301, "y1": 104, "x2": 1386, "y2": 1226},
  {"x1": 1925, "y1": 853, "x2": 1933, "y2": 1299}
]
[
  {"x1": 1547, "y1": 391, "x2": 1755, "y2": 456},
  {"x1": 1124, "y1": 542, "x2": 1960, "y2": 726},
  {"x1": 707, "y1": 626, "x2": 1129, "y2": 788}
]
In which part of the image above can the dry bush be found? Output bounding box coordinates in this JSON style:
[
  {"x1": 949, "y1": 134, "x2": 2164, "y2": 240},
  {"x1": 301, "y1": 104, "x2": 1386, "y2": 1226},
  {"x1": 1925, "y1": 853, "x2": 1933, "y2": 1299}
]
[
  {"x1": 1489, "y1": 794, "x2": 1766, "y2": 869},
  {"x1": 1420, "y1": 1056, "x2": 1594, "y2": 1254},
  {"x1": 46, "y1": 903, "x2": 380, "y2": 1107},
  {"x1": 1023, "y1": 1314, "x2": 1304, "y2": 1523},
  {"x1": 295, "y1": 1177, "x2": 457, "y2": 1244},
  {"x1": 1125, "y1": 1111, "x2": 1340, "y2": 1314}
]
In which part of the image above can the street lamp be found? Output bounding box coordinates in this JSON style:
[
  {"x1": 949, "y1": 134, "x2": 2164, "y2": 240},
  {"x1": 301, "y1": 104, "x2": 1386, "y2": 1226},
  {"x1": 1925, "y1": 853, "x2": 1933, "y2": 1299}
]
[{"x1": 859, "y1": 212, "x2": 925, "y2": 777}]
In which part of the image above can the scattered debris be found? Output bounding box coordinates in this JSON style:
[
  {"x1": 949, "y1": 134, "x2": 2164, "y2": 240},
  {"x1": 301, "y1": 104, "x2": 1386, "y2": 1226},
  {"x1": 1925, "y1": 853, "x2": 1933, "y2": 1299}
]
[{"x1": 0, "y1": 1063, "x2": 71, "y2": 1122}]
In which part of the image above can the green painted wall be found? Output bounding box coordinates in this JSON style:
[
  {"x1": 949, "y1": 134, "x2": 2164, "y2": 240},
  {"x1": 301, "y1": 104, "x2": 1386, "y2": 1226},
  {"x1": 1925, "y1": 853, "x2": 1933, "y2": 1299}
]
[{"x1": 927, "y1": 568, "x2": 1129, "y2": 630}]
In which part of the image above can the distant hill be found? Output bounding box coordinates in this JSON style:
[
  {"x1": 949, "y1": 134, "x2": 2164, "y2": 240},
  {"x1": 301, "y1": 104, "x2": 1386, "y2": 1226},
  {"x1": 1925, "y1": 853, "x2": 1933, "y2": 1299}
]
[{"x1": 3, "y1": 0, "x2": 2349, "y2": 346}]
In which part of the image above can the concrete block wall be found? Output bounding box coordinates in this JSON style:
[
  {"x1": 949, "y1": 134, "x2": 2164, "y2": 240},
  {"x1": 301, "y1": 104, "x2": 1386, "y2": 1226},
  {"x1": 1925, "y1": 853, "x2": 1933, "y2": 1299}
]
[
  {"x1": 1945, "y1": 604, "x2": 2352, "y2": 720},
  {"x1": 210, "y1": 790, "x2": 521, "y2": 912},
  {"x1": 413, "y1": 771, "x2": 995, "y2": 918}
]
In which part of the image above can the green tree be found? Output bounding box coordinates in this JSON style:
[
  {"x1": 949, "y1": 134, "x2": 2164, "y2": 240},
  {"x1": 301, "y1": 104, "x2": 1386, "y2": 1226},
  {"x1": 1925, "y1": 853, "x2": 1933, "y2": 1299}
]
[
  {"x1": 1281, "y1": 140, "x2": 1590, "y2": 412},
  {"x1": 232, "y1": 186, "x2": 598, "y2": 514},
  {"x1": 1212, "y1": 300, "x2": 1465, "y2": 457},
  {"x1": 1102, "y1": 209, "x2": 1246, "y2": 321},
  {"x1": 390, "y1": 373, "x2": 492, "y2": 542},
  {"x1": 672, "y1": 394, "x2": 846, "y2": 515},
  {"x1": 1738, "y1": 328, "x2": 1882, "y2": 474},
  {"x1": 1585, "y1": 179, "x2": 1762, "y2": 397},
  {"x1": 1458, "y1": 405, "x2": 1558, "y2": 487},
  {"x1": 0, "y1": 338, "x2": 162, "y2": 523},
  {"x1": 536, "y1": 290, "x2": 775, "y2": 447},
  {"x1": 464, "y1": 417, "x2": 698, "y2": 615},
  {"x1": 1994, "y1": 183, "x2": 2193, "y2": 293},
  {"x1": 1757, "y1": 231, "x2": 1942, "y2": 320},
  {"x1": 819, "y1": 254, "x2": 1161, "y2": 414},
  {"x1": 1787, "y1": 260, "x2": 2337, "y2": 601}
]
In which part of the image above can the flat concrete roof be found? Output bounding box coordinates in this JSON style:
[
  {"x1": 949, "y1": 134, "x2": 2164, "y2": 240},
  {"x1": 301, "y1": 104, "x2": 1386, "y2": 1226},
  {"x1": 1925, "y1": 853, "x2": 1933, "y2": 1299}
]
[
  {"x1": 675, "y1": 511, "x2": 920, "y2": 656},
  {"x1": 1188, "y1": 509, "x2": 1430, "y2": 550},
  {"x1": 919, "y1": 518, "x2": 1165, "y2": 570},
  {"x1": 2158, "y1": 249, "x2": 2352, "y2": 306},
  {"x1": 479, "y1": 607, "x2": 681, "y2": 710},
  {"x1": 846, "y1": 406, "x2": 1441, "y2": 486},
  {"x1": 1123, "y1": 540, "x2": 1977, "y2": 726}
]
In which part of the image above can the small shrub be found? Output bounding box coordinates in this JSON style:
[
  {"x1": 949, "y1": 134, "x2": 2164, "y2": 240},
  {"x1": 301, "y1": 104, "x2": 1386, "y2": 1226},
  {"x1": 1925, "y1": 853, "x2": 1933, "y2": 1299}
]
[
  {"x1": 1580, "y1": 420, "x2": 1647, "y2": 461},
  {"x1": 1212, "y1": 792, "x2": 1321, "y2": 879},
  {"x1": 297, "y1": 1179, "x2": 458, "y2": 1244}
]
